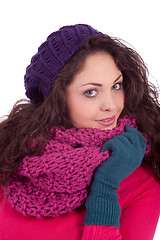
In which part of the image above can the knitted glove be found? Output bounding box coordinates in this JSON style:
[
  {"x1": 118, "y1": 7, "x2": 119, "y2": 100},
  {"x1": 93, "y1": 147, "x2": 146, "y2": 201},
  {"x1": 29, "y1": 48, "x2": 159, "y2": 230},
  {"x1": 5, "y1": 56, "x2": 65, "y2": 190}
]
[{"x1": 84, "y1": 126, "x2": 147, "y2": 227}]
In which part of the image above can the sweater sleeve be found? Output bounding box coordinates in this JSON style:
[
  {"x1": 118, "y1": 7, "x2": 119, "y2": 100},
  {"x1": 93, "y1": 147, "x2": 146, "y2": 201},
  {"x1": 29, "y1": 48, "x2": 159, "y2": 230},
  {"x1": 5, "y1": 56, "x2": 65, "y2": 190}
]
[
  {"x1": 82, "y1": 164, "x2": 160, "y2": 240},
  {"x1": 82, "y1": 225, "x2": 122, "y2": 240}
]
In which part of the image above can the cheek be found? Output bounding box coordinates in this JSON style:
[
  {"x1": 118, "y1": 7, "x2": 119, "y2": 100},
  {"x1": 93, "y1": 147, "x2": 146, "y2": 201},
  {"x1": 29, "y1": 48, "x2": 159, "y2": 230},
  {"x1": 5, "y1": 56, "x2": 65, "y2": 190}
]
[
  {"x1": 67, "y1": 97, "x2": 87, "y2": 118},
  {"x1": 74, "y1": 100, "x2": 95, "y2": 116},
  {"x1": 120, "y1": 96, "x2": 125, "y2": 109},
  {"x1": 116, "y1": 93, "x2": 125, "y2": 111},
  {"x1": 68, "y1": 97, "x2": 97, "y2": 123}
]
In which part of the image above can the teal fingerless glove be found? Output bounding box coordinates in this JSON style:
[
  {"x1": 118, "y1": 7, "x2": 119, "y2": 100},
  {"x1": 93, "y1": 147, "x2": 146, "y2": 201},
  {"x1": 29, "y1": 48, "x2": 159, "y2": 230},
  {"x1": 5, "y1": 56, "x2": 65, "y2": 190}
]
[{"x1": 85, "y1": 126, "x2": 147, "y2": 227}]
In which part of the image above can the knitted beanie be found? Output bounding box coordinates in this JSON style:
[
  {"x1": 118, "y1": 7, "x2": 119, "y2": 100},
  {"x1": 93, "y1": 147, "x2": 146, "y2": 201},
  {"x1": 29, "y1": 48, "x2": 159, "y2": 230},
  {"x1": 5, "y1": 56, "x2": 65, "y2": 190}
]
[{"x1": 24, "y1": 24, "x2": 101, "y2": 104}]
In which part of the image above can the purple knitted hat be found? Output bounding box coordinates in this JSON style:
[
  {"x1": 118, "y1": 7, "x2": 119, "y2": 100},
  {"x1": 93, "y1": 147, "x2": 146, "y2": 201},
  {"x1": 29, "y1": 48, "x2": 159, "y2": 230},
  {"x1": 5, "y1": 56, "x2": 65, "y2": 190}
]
[{"x1": 24, "y1": 24, "x2": 101, "y2": 104}]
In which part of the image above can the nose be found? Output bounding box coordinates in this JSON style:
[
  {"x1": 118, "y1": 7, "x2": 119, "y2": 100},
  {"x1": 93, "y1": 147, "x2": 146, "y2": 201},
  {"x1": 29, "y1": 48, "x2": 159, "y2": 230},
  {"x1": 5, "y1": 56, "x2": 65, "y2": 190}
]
[{"x1": 100, "y1": 92, "x2": 116, "y2": 112}]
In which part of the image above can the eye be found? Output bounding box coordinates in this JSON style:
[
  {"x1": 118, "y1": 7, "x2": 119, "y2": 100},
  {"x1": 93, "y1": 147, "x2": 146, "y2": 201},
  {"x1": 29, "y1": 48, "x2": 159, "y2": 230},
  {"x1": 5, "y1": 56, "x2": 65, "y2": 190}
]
[
  {"x1": 112, "y1": 82, "x2": 123, "y2": 91},
  {"x1": 84, "y1": 89, "x2": 97, "y2": 98}
]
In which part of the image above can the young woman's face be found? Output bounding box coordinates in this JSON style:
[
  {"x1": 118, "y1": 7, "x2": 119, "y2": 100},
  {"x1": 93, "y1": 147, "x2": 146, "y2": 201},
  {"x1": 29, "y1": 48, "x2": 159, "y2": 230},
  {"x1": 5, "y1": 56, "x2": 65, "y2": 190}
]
[{"x1": 66, "y1": 52, "x2": 125, "y2": 130}]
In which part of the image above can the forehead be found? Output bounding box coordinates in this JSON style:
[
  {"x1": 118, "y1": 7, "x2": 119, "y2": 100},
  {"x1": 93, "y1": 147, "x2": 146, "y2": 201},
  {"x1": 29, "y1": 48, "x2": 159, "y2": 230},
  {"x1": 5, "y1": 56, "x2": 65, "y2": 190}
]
[{"x1": 70, "y1": 52, "x2": 122, "y2": 86}]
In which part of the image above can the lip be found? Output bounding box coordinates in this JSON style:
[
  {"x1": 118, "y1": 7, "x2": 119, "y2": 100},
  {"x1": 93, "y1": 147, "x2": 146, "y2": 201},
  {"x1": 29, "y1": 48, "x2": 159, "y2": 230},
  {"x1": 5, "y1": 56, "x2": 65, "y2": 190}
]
[{"x1": 96, "y1": 115, "x2": 116, "y2": 127}]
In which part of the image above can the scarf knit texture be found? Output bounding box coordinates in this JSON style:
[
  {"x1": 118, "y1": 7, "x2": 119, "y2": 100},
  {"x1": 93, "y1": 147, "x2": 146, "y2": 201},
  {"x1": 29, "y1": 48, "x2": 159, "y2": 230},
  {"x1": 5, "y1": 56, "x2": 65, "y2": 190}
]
[{"x1": 4, "y1": 115, "x2": 150, "y2": 218}]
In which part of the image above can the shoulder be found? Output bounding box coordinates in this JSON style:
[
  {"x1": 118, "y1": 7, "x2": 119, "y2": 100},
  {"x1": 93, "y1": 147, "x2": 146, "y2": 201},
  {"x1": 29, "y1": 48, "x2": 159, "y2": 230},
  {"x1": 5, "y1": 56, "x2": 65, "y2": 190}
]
[
  {"x1": 120, "y1": 162, "x2": 160, "y2": 190},
  {"x1": 132, "y1": 162, "x2": 160, "y2": 190},
  {"x1": 0, "y1": 185, "x2": 4, "y2": 203},
  {"x1": 118, "y1": 162, "x2": 160, "y2": 209}
]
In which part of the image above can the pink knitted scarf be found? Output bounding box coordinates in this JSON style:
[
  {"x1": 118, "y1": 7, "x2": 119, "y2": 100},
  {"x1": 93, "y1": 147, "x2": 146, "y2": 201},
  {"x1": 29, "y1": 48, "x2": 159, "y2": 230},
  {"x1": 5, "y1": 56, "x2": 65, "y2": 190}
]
[{"x1": 4, "y1": 115, "x2": 150, "y2": 218}]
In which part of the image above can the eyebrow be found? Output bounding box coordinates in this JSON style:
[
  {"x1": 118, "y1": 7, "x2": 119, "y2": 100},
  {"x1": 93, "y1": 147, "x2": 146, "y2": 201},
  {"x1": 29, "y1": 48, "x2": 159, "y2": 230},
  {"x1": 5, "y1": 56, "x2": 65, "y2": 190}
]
[{"x1": 80, "y1": 74, "x2": 123, "y2": 87}]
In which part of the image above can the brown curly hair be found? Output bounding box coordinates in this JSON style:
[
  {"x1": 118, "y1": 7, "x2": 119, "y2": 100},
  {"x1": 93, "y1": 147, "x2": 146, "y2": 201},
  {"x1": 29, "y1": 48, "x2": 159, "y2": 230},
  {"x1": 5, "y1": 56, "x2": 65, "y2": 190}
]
[{"x1": 0, "y1": 34, "x2": 160, "y2": 184}]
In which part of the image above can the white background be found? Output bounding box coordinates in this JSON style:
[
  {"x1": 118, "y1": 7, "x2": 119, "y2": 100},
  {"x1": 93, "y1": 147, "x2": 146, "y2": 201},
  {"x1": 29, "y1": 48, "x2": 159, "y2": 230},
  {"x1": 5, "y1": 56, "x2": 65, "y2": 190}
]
[{"x1": 0, "y1": 0, "x2": 160, "y2": 238}]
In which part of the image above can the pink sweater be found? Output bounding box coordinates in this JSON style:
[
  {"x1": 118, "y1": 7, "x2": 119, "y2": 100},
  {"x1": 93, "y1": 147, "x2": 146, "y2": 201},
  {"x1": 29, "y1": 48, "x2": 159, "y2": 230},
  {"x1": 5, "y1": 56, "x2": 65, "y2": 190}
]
[{"x1": 0, "y1": 163, "x2": 160, "y2": 240}]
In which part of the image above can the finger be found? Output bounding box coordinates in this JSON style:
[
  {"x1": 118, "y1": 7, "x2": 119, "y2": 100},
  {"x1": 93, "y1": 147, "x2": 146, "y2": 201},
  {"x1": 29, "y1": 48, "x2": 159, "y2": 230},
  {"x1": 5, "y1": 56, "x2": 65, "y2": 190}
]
[
  {"x1": 124, "y1": 126, "x2": 147, "y2": 148},
  {"x1": 100, "y1": 137, "x2": 121, "y2": 152}
]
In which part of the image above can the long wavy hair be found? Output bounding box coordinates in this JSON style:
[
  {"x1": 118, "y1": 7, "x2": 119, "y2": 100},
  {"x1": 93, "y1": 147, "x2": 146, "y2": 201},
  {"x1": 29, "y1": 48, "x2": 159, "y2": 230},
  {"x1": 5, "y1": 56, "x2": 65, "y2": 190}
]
[{"x1": 0, "y1": 34, "x2": 160, "y2": 184}]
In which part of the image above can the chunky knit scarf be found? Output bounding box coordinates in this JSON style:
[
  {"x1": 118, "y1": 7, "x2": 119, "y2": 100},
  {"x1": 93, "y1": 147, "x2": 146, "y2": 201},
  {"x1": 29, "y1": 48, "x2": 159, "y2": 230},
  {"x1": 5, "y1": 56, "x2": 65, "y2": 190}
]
[{"x1": 4, "y1": 115, "x2": 150, "y2": 218}]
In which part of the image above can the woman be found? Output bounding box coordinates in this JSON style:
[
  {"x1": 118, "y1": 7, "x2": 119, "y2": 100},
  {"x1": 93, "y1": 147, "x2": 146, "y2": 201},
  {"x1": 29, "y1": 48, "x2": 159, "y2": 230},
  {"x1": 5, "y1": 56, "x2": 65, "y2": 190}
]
[{"x1": 0, "y1": 24, "x2": 160, "y2": 239}]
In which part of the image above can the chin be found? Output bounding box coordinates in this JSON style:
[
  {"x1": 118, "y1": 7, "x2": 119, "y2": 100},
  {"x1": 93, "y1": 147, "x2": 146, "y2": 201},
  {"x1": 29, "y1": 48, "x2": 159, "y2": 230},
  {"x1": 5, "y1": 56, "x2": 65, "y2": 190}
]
[{"x1": 101, "y1": 122, "x2": 117, "y2": 130}]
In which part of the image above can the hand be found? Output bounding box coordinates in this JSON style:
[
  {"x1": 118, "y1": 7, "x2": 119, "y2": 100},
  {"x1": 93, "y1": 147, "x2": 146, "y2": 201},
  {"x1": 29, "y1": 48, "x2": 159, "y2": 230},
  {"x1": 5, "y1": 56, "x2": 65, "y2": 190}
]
[
  {"x1": 98, "y1": 125, "x2": 147, "y2": 183},
  {"x1": 84, "y1": 126, "x2": 147, "y2": 227}
]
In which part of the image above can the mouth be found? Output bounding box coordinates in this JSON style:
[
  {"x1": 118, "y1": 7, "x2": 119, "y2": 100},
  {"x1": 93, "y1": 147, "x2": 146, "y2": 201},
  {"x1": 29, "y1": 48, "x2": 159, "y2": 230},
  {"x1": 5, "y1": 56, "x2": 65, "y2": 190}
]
[{"x1": 96, "y1": 115, "x2": 116, "y2": 127}]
